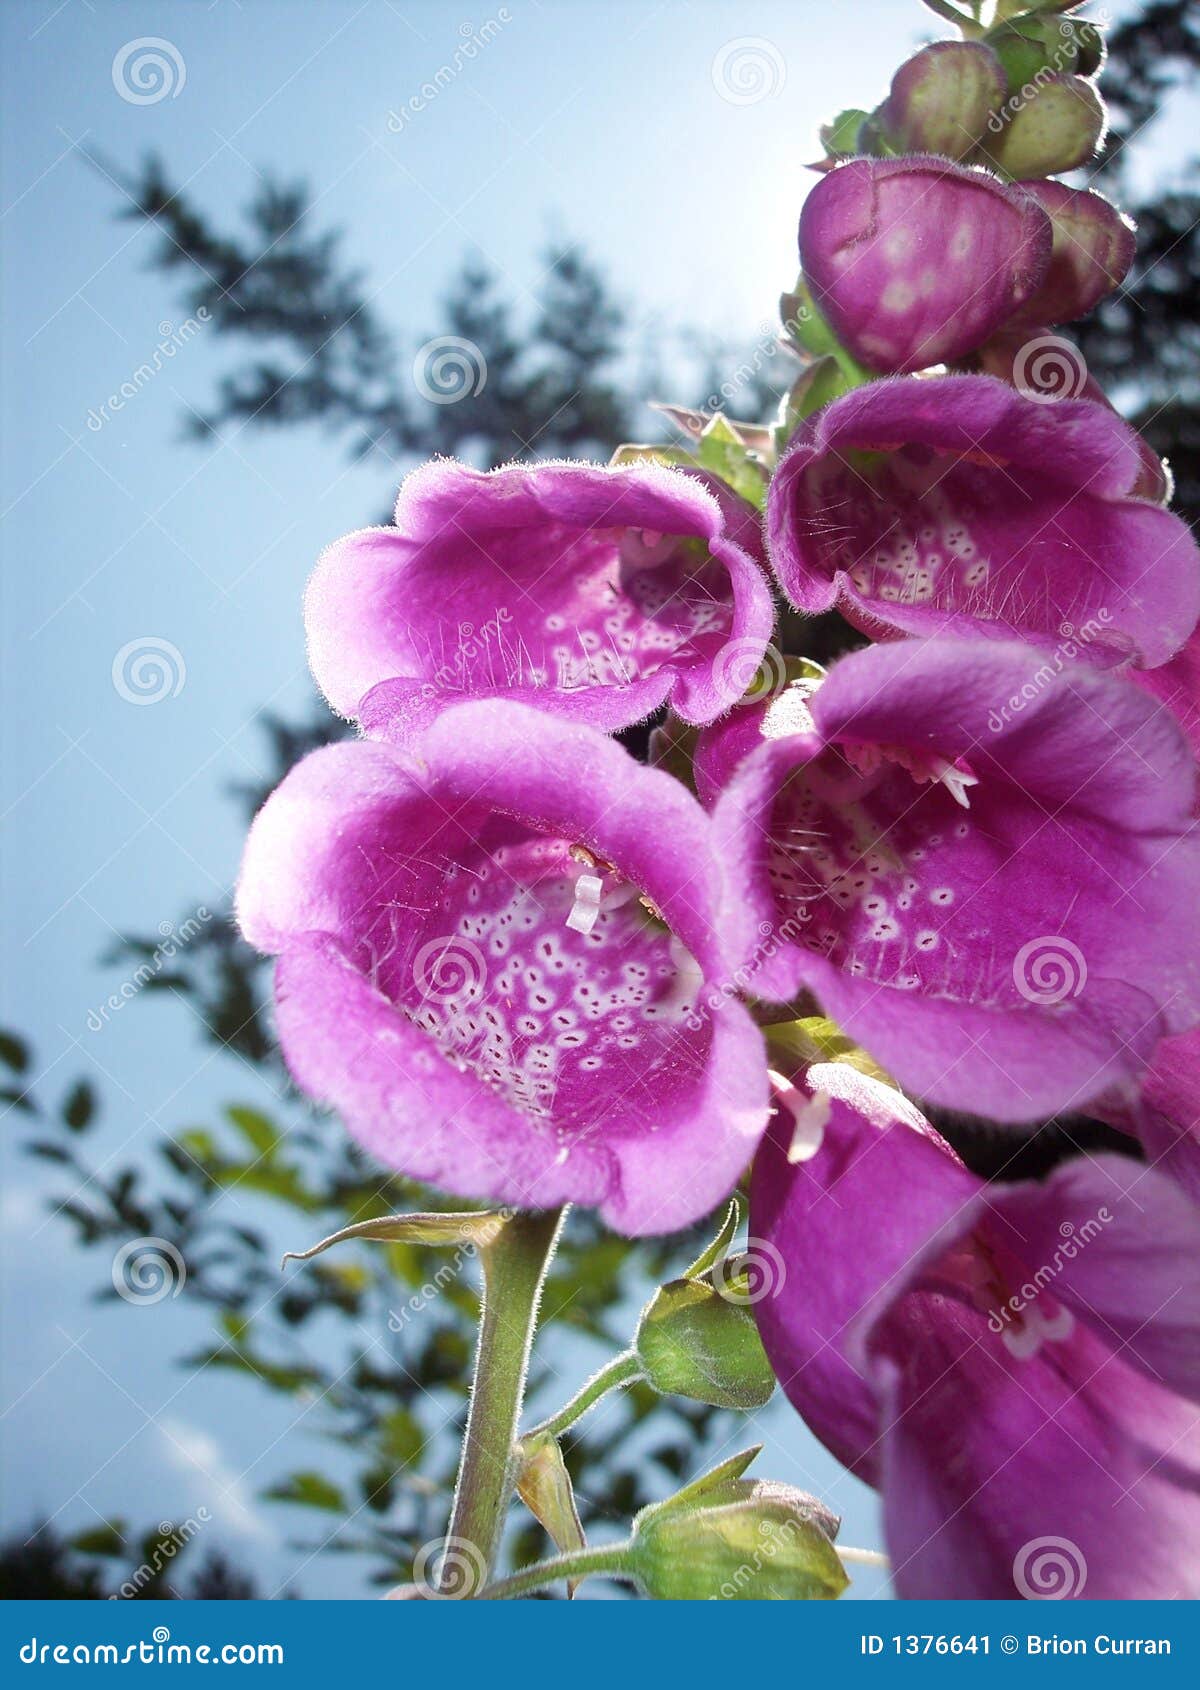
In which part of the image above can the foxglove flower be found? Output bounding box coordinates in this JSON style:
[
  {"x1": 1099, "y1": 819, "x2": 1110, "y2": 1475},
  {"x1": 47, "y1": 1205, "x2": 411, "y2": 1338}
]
[
  {"x1": 750, "y1": 1063, "x2": 1200, "y2": 1599},
  {"x1": 707, "y1": 638, "x2": 1200, "y2": 1122},
  {"x1": 1097, "y1": 1026, "x2": 1200, "y2": 1205},
  {"x1": 1131, "y1": 630, "x2": 1200, "y2": 760},
  {"x1": 798, "y1": 157, "x2": 1051, "y2": 373},
  {"x1": 237, "y1": 700, "x2": 769, "y2": 1235},
  {"x1": 973, "y1": 330, "x2": 1171, "y2": 503},
  {"x1": 767, "y1": 374, "x2": 1200, "y2": 667},
  {"x1": 305, "y1": 458, "x2": 772, "y2": 743},
  {"x1": 1005, "y1": 182, "x2": 1135, "y2": 330}
]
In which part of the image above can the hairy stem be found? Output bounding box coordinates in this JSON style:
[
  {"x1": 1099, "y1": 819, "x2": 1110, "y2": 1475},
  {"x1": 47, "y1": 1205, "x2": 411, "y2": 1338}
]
[
  {"x1": 479, "y1": 1543, "x2": 636, "y2": 1600},
  {"x1": 440, "y1": 1206, "x2": 566, "y2": 1593},
  {"x1": 520, "y1": 1348, "x2": 644, "y2": 1444}
]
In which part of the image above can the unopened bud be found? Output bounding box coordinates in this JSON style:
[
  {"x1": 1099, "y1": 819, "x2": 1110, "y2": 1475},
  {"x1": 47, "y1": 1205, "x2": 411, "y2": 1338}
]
[
  {"x1": 627, "y1": 1458, "x2": 846, "y2": 1601},
  {"x1": 881, "y1": 41, "x2": 1007, "y2": 160},
  {"x1": 635, "y1": 1274, "x2": 776, "y2": 1410},
  {"x1": 982, "y1": 75, "x2": 1106, "y2": 177}
]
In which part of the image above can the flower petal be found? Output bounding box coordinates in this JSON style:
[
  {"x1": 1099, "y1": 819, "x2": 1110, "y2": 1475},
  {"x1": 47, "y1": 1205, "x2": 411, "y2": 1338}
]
[
  {"x1": 238, "y1": 703, "x2": 770, "y2": 1234},
  {"x1": 1008, "y1": 182, "x2": 1135, "y2": 329},
  {"x1": 713, "y1": 638, "x2": 1200, "y2": 1119},
  {"x1": 305, "y1": 457, "x2": 771, "y2": 736},
  {"x1": 798, "y1": 158, "x2": 1051, "y2": 373},
  {"x1": 767, "y1": 374, "x2": 1200, "y2": 668}
]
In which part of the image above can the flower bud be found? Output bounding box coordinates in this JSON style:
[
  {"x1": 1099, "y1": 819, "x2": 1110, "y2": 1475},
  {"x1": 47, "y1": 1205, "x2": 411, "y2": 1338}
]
[
  {"x1": 1008, "y1": 181, "x2": 1134, "y2": 329},
  {"x1": 635, "y1": 1274, "x2": 776, "y2": 1410},
  {"x1": 982, "y1": 75, "x2": 1106, "y2": 178},
  {"x1": 881, "y1": 41, "x2": 1007, "y2": 160},
  {"x1": 626, "y1": 1457, "x2": 846, "y2": 1600}
]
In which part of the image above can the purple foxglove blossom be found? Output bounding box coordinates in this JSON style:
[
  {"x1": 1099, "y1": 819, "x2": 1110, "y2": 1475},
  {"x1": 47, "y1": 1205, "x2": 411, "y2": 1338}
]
[
  {"x1": 1096, "y1": 1027, "x2": 1200, "y2": 1205},
  {"x1": 750, "y1": 1062, "x2": 1200, "y2": 1599},
  {"x1": 305, "y1": 458, "x2": 773, "y2": 743},
  {"x1": 1131, "y1": 630, "x2": 1200, "y2": 760},
  {"x1": 707, "y1": 638, "x2": 1200, "y2": 1123},
  {"x1": 973, "y1": 330, "x2": 1171, "y2": 503},
  {"x1": 1006, "y1": 182, "x2": 1135, "y2": 330},
  {"x1": 236, "y1": 699, "x2": 769, "y2": 1235},
  {"x1": 798, "y1": 157, "x2": 1052, "y2": 373},
  {"x1": 767, "y1": 374, "x2": 1200, "y2": 667}
]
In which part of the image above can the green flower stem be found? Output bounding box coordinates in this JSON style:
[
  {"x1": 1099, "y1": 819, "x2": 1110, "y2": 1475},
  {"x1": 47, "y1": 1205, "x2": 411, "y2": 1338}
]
[
  {"x1": 440, "y1": 1206, "x2": 566, "y2": 1593},
  {"x1": 480, "y1": 1543, "x2": 637, "y2": 1600},
  {"x1": 521, "y1": 1348, "x2": 645, "y2": 1444}
]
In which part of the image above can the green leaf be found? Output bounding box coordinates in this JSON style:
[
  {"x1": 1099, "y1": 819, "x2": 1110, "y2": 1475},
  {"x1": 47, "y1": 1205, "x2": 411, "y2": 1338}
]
[
  {"x1": 225, "y1": 1104, "x2": 281, "y2": 1156},
  {"x1": 282, "y1": 1209, "x2": 510, "y2": 1267},
  {"x1": 62, "y1": 1081, "x2": 96, "y2": 1131},
  {"x1": 0, "y1": 1031, "x2": 30, "y2": 1073},
  {"x1": 263, "y1": 1471, "x2": 347, "y2": 1512},
  {"x1": 819, "y1": 108, "x2": 870, "y2": 157},
  {"x1": 695, "y1": 413, "x2": 768, "y2": 509},
  {"x1": 70, "y1": 1521, "x2": 128, "y2": 1556}
]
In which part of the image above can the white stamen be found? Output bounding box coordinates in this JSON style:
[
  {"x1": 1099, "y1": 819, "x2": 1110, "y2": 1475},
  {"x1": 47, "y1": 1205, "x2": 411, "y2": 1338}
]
[
  {"x1": 934, "y1": 759, "x2": 979, "y2": 810},
  {"x1": 565, "y1": 873, "x2": 604, "y2": 935},
  {"x1": 769, "y1": 1069, "x2": 831, "y2": 1163}
]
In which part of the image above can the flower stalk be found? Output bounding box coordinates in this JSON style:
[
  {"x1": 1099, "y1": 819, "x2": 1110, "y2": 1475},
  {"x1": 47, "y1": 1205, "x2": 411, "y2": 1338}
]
[{"x1": 440, "y1": 1206, "x2": 566, "y2": 1593}]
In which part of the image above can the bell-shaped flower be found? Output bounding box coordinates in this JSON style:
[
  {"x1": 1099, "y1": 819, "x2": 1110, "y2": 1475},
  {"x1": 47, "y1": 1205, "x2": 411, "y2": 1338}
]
[
  {"x1": 973, "y1": 330, "x2": 1171, "y2": 503},
  {"x1": 767, "y1": 374, "x2": 1200, "y2": 668},
  {"x1": 1131, "y1": 629, "x2": 1200, "y2": 760},
  {"x1": 750, "y1": 1060, "x2": 1200, "y2": 1598},
  {"x1": 1006, "y1": 182, "x2": 1135, "y2": 330},
  {"x1": 305, "y1": 458, "x2": 772, "y2": 744},
  {"x1": 1095, "y1": 1026, "x2": 1200, "y2": 1206},
  {"x1": 797, "y1": 157, "x2": 1051, "y2": 373},
  {"x1": 706, "y1": 638, "x2": 1200, "y2": 1123},
  {"x1": 236, "y1": 700, "x2": 769, "y2": 1235}
]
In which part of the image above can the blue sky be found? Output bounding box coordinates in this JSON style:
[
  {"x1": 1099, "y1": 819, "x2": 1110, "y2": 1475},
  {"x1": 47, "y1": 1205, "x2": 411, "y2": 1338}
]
[{"x1": 0, "y1": 0, "x2": 1175, "y2": 1599}]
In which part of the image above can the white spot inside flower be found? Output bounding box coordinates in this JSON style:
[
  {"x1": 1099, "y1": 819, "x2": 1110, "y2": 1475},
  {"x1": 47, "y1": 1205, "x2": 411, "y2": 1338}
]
[{"x1": 882, "y1": 279, "x2": 916, "y2": 314}]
